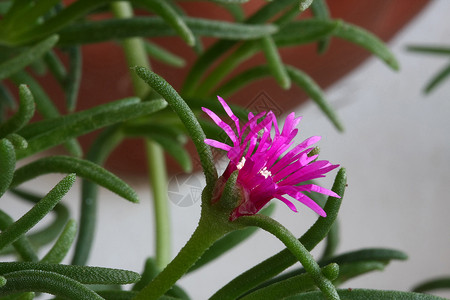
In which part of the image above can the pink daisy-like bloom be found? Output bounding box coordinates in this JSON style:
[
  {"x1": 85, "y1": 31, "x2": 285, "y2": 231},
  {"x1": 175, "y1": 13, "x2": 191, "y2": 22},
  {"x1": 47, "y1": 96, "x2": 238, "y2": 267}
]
[{"x1": 202, "y1": 96, "x2": 340, "y2": 221}]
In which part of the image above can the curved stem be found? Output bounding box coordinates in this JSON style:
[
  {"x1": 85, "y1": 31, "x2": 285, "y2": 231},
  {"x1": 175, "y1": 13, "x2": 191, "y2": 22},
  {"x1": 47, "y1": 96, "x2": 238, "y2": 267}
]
[
  {"x1": 133, "y1": 210, "x2": 232, "y2": 300},
  {"x1": 111, "y1": 1, "x2": 171, "y2": 269},
  {"x1": 235, "y1": 215, "x2": 339, "y2": 300}
]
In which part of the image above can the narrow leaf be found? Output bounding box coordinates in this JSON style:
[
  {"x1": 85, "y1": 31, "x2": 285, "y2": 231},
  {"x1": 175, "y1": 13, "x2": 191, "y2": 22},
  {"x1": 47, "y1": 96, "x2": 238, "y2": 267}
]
[
  {"x1": 0, "y1": 174, "x2": 75, "y2": 251},
  {"x1": 0, "y1": 84, "x2": 35, "y2": 138},
  {"x1": 0, "y1": 270, "x2": 103, "y2": 299},
  {"x1": 260, "y1": 36, "x2": 291, "y2": 89},
  {"x1": 310, "y1": 0, "x2": 331, "y2": 53},
  {"x1": 407, "y1": 45, "x2": 450, "y2": 56},
  {"x1": 144, "y1": 41, "x2": 185, "y2": 68},
  {"x1": 9, "y1": 188, "x2": 70, "y2": 250},
  {"x1": 134, "y1": 67, "x2": 217, "y2": 187},
  {"x1": 273, "y1": 19, "x2": 340, "y2": 47},
  {"x1": 64, "y1": 46, "x2": 82, "y2": 111},
  {"x1": 9, "y1": 71, "x2": 82, "y2": 157},
  {"x1": 41, "y1": 219, "x2": 77, "y2": 264},
  {"x1": 334, "y1": 261, "x2": 386, "y2": 286},
  {"x1": 333, "y1": 21, "x2": 399, "y2": 71},
  {"x1": 285, "y1": 288, "x2": 447, "y2": 299},
  {"x1": 0, "y1": 262, "x2": 141, "y2": 285},
  {"x1": 0, "y1": 139, "x2": 15, "y2": 198},
  {"x1": 43, "y1": 50, "x2": 67, "y2": 85},
  {"x1": 286, "y1": 65, "x2": 344, "y2": 131},
  {"x1": 0, "y1": 210, "x2": 38, "y2": 262},
  {"x1": 5, "y1": 133, "x2": 28, "y2": 150},
  {"x1": 11, "y1": 156, "x2": 138, "y2": 203},
  {"x1": 58, "y1": 17, "x2": 277, "y2": 45},
  {"x1": 135, "y1": 0, "x2": 195, "y2": 46},
  {"x1": 413, "y1": 277, "x2": 450, "y2": 293},
  {"x1": 0, "y1": 35, "x2": 59, "y2": 80},
  {"x1": 424, "y1": 62, "x2": 450, "y2": 94},
  {"x1": 72, "y1": 126, "x2": 123, "y2": 266},
  {"x1": 16, "y1": 98, "x2": 167, "y2": 159}
]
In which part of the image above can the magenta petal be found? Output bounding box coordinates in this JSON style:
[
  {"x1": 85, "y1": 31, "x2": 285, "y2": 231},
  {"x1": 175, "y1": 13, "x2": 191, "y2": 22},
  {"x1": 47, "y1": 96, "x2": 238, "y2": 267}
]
[
  {"x1": 204, "y1": 139, "x2": 232, "y2": 151},
  {"x1": 295, "y1": 184, "x2": 340, "y2": 198},
  {"x1": 217, "y1": 95, "x2": 240, "y2": 136},
  {"x1": 202, "y1": 107, "x2": 238, "y2": 144},
  {"x1": 275, "y1": 195, "x2": 298, "y2": 212}
]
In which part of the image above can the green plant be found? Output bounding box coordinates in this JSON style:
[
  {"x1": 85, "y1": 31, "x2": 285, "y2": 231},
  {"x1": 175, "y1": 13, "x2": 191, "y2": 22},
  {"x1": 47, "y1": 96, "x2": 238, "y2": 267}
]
[{"x1": 0, "y1": 0, "x2": 445, "y2": 299}]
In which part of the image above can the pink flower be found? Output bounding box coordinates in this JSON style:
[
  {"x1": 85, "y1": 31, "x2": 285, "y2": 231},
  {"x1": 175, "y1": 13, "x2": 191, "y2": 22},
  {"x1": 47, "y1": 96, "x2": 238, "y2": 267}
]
[{"x1": 202, "y1": 96, "x2": 340, "y2": 221}]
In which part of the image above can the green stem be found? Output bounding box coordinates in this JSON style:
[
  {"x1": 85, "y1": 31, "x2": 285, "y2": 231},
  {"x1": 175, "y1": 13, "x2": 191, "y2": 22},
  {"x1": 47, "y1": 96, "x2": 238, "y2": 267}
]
[
  {"x1": 145, "y1": 141, "x2": 171, "y2": 269},
  {"x1": 133, "y1": 207, "x2": 234, "y2": 300},
  {"x1": 235, "y1": 215, "x2": 339, "y2": 300},
  {"x1": 110, "y1": 1, "x2": 171, "y2": 269}
]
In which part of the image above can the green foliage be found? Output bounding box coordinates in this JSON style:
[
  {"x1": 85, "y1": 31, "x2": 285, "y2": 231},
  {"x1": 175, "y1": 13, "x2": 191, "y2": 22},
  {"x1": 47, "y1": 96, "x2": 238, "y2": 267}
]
[{"x1": 0, "y1": 1, "x2": 433, "y2": 299}]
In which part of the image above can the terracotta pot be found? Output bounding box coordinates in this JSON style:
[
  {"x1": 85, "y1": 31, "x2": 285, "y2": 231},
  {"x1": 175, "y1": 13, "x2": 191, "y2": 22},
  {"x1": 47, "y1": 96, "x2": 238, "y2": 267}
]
[{"x1": 30, "y1": 0, "x2": 430, "y2": 176}]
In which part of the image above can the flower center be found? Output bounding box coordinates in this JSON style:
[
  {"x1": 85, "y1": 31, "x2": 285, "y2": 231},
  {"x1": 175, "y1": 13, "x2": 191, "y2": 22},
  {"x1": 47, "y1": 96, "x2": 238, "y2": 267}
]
[
  {"x1": 259, "y1": 167, "x2": 272, "y2": 179},
  {"x1": 237, "y1": 157, "x2": 246, "y2": 170}
]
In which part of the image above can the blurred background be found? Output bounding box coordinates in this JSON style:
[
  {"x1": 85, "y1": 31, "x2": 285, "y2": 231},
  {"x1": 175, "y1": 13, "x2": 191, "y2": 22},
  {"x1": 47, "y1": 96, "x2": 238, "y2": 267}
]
[{"x1": 4, "y1": 0, "x2": 450, "y2": 299}]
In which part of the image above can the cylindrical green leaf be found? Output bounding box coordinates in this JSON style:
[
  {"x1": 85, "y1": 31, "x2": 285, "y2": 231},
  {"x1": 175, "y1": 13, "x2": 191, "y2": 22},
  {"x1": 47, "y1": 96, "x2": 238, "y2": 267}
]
[
  {"x1": 0, "y1": 270, "x2": 103, "y2": 299},
  {"x1": 0, "y1": 262, "x2": 141, "y2": 285},
  {"x1": 413, "y1": 277, "x2": 450, "y2": 293},
  {"x1": 0, "y1": 174, "x2": 75, "y2": 252},
  {"x1": 285, "y1": 288, "x2": 447, "y2": 299},
  {"x1": 11, "y1": 156, "x2": 138, "y2": 203},
  {"x1": 0, "y1": 210, "x2": 38, "y2": 262},
  {"x1": 424, "y1": 62, "x2": 450, "y2": 94},
  {"x1": 260, "y1": 36, "x2": 291, "y2": 90},
  {"x1": 41, "y1": 219, "x2": 77, "y2": 264},
  {"x1": 134, "y1": 67, "x2": 217, "y2": 188},
  {"x1": 143, "y1": 41, "x2": 185, "y2": 68},
  {"x1": 287, "y1": 66, "x2": 344, "y2": 131},
  {"x1": 0, "y1": 84, "x2": 35, "y2": 138},
  {"x1": 0, "y1": 139, "x2": 15, "y2": 198},
  {"x1": 9, "y1": 188, "x2": 70, "y2": 250},
  {"x1": 16, "y1": 98, "x2": 167, "y2": 159},
  {"x1": 57, "y1": 17, "x2": 277, "y2": 45},
  {"x1": 9, "y1": 71, "x2": 82, "y2": 157},
  {"x1": 5, "y1": 134, "x2": 28, "y2": 150},
  {"x1": 333, "y1": 21, "x2": 399, "y2": 71},
  {"x1": 134, "y1": 0, "x2": 195, "y2": 46},
  {"x1": 0, "y1": 35, "x2": 59, "y2": 80},
  {"x1": 64, "y1": 46, "x2": 82, "y2": 111}
]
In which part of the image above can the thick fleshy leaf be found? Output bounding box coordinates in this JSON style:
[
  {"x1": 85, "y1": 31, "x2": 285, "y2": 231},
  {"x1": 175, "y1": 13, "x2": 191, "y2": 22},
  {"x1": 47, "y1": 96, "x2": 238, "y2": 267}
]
[
  {"x1": 16, "y1": 98, "x2": 167, "y2": 159},
  {"x1": 285, "y1": 289, "x2": 446, "y2": 299},
  {"x1": 0, "y1": 85, "x2": 35, "y2": 138},
  {"x1": 40, "y1": 219, "x2": 77, "y2": 264},
  {"x1": 11, "y1": 156, "x2": 138, "y2": 203},
  {"x1": 58, "y1": 17, "x2": 277, "y2": 45},
  {"x1": 0, "y1": 35, "x2": 58, "y2": 79},
  {"x1": 413, "y1": 277, "x2": 450, "y2": 293},
  {"x1": 134, "y1": 0, "x2": 195, "y2": 46},
  {"x1": 9, "y1": 71, "x2": 82, "y2": 157},
  {"x1": 0, "y1": 174, "x2": 75, "y2": 252},
  {"x1": 0, "y1": 262, "x2": 141, "y2": 285},
  {"x1": 0, "y1": 270, "x2": 102, "y2": 299},
  {"x1": 273, "y1": 19, "x2": 339, "y2": 47},
  {"x1": 286, "y1": 65, "x2": 343, "y2": 131},
  {"x1": 0, "y1": 139, "x2": 15, "y2": 198},
  {"x1": 0, "y1": 210, "x2": 38, "y2": 262},
  {"x1": 134, "y1": 67, "x2": 217, "y2": 187},
  {"x1": 260, "y1": 36, "x2": 291, "y2": 89},
  {"x1": 333, "y1": 21, "x2": 399, "y2": 70},
  {"x1": 424, "y1": 62, "x2": 450, "y2": 94},
  {"x1": 144, "y1": 41, "x2": 185, "y2": 67},
  {"x1": 8, "y1": 188, "x2": 70, "y2": 250}
]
